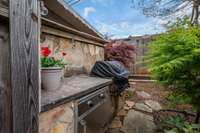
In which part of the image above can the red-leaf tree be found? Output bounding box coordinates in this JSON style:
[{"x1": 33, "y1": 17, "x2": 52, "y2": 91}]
[{"x1": 104, "y1": 40, "x2": 136, "y2": 68}]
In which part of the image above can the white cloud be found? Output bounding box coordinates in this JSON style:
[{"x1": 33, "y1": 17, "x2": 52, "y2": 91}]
[
  {"x1": 83, "y1": 7, "x2": 96, "y2": 18},
  {"x1": 96, "y1": 18, "x2": 167, "y2": 39}
]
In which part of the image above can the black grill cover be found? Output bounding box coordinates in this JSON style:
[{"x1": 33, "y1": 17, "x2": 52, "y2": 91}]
[{"x1": 90, "y1": 61, "x2": 130, "y2": 93}]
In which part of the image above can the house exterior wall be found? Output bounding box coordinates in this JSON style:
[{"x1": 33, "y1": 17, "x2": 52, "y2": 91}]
[{"x1": 41, "y1": 33, "x2": 104, "y2": 75}]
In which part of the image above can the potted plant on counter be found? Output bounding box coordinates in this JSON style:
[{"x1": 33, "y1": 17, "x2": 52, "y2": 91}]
[{"x1": 41, "y1": 46, "x2": 67, "y2": 91}]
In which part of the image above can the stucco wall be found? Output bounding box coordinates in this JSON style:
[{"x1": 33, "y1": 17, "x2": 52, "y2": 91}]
[{"x1": 41, "y1": 34, "x2": 104, "y2": 75}]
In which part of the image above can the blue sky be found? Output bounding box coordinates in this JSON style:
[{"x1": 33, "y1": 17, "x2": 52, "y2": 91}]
[{"x1": 71, "y1": 0, "x2": 166, "y2": 39}]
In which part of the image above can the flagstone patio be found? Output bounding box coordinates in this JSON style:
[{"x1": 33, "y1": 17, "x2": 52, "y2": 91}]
[{"x1": 107, "y1": 80, "x2": 169, "y2": 133}]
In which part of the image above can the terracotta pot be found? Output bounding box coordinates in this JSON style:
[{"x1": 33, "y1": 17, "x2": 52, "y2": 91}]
[{"x1": 41, "y1": 67, "x2": 63, "y2": 91}]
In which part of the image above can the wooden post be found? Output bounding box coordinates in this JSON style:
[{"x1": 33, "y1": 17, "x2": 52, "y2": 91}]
[{"x1": 10, "y1": 0, "x2": 40, "y2": 133}]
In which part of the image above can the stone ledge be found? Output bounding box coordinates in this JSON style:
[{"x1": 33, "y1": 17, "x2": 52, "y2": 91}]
[{"x1": 41, "y1": 75, "x2": 113, "y2": 112}]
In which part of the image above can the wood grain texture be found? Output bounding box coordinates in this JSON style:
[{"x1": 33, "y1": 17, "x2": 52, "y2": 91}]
[
  {"x1": 0, "y1": 20, "x2": 12, "y2": 133},
  {"x1": 10, "y1": 0, "x2": 40, "y2": 133}
]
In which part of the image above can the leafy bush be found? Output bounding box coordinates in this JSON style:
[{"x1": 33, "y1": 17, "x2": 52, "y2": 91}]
[
  {"x1": 104, "y1": 40, "x2": 135, "y2": 68},
  {"x1": 147, "y1": 18, "x2": 200, "y2": 122}
]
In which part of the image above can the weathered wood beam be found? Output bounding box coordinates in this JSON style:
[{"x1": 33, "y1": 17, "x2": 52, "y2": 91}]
[
  {"x1": 42, "y1": 26, "x2": 104, "y2": 47},
  {"x1": 0, "y1": 19, "x2": 12, "y2": 133},
  {"x1": 42, "y1": 17, "x2": 108, "y2": 45},
  {"x1": 10, "y1": 0, "x2": 40, "y2": 133}
]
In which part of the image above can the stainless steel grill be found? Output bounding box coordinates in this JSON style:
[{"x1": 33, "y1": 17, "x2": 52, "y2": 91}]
[{"x1": 75, "y1": 86, "x2": 116, "y2": 133}]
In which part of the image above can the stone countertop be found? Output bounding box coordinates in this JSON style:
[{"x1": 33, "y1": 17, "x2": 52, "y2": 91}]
[{"x1": 41, "y1": 75, "x2": 113, "y2": 112}]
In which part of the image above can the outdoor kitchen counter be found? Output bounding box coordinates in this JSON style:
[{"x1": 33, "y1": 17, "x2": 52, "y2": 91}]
[{"x1": 41, "y1": 75, "x2": 113, "y2": 112}]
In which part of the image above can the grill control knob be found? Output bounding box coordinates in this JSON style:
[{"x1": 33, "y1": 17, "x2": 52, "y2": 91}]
[
  {"x1": 87, "y1": 100, "x2": 94, "y2": 107},
  {"x1": 99, "y1": 94, "x2": 105, "y2": 99}
]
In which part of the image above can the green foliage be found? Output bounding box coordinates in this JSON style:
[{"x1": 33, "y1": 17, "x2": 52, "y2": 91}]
[
  {"x1": 166, "y1": 93, "x2": 191, "y2": 108},
  {"x1": 147, "y1": 18, "x2": 200, "y2": 112},
  {"x1": 164, "y1": 115, "x2": 200, "y2": 133},
  {"x1": 41, "y1": 57, "x2": 66, "y2": 68}
]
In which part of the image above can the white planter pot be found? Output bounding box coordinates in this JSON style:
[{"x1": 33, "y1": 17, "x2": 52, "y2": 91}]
[{"x1": 41, "y1": 67, "x2": 63, "y2": 91}]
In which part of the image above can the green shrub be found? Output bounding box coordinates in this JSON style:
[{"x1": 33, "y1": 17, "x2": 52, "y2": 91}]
[{"x1": 147, "y1": 17, "x2": 200, "y2": 122}]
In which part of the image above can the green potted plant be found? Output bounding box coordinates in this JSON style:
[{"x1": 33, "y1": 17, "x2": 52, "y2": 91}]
[{"x1": 41, "y1": 46, "x2": 67, "y2": 91}]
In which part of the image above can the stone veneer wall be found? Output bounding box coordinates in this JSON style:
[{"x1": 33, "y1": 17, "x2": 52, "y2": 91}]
[
  {"x1": 41, "y1": 34, "x2": 104, "y2": 75},
  {"x1": 39, "y1": 102, "x2": 74, "y2": 133}
]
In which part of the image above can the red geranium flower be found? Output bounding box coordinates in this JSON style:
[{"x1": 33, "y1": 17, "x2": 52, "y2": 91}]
[
  {"x1": 41, "y1": 47, "x2": 51, "y2": 57},
  {"x1": 62, "y1": 52, "x2": 67, "y2": 56}
]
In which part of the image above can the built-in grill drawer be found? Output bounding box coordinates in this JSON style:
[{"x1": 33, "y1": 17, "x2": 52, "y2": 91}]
[{"x1": 77, "y1": 87, "x2": 108, "y2": 119}]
